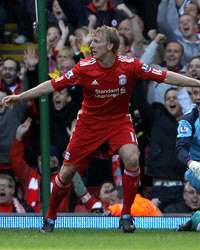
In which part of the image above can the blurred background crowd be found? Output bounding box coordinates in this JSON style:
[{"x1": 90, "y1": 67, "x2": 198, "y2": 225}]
[{"x1": 0, "y1": 0, "x2": 200, "y2": 216}]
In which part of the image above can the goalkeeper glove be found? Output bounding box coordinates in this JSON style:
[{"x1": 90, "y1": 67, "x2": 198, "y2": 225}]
[
  {"x1": 177, "y1": 211, "x2": 200, "y2": 232},
  {"x1": 191, "y1": 210, "x2": 200, "y2": 231}
]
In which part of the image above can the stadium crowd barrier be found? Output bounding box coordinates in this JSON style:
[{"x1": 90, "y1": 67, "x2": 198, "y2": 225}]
[{"x1": 0, "y1": 214, "x2": 191, "y2": 229}]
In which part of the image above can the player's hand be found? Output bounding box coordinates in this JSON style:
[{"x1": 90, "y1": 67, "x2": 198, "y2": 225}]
[
  {"x1": 177, "y1": 211, "x2": 200, "y2": 232},
  {"x1": 16, "y1": 117, "x2": 32, "y2": 141},
  {"x1": 2, "y1": 94, "x2": 21, "y2": 108},
  {"x1": 188, "y1": 160, "x2": 200, "y2": 179}
]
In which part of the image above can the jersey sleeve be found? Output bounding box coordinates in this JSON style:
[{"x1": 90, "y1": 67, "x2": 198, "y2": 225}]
[
  {"x1": 133, "y1": 58, "x2": 167, "y2": 83},
  {"x1": 51, "y1": 63, "x2": 81, "y2": 91},
  {"x1": 177, "y1": 120, "x2": 193, "y2": 138},
  {"x1": 176, "y1": 119, "x2": 193, "y2": 165}
]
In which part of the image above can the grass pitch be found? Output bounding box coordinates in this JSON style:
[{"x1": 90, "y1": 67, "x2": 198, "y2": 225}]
[{"x1": 0, "y1": 229, "x2": 199, "y2": 250}]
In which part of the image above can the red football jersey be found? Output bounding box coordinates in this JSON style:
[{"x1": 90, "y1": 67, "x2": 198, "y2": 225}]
[{"x1": 51, "y1": 56, "x2": 166, "y2": 119}]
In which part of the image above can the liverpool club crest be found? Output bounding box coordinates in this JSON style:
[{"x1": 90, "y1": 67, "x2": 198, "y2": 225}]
[{"x1": 118, "y1": 74, "x2": 127, "y2": 85}]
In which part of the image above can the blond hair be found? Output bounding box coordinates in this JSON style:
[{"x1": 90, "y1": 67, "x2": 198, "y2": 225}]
[{"x1": 95, "y1": 25, "x2": 120, "y2": 53}]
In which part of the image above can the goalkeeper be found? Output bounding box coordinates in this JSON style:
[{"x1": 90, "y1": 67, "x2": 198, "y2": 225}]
[{"x1": 176, "y1": 86, "x2": 200, "y2": 231}]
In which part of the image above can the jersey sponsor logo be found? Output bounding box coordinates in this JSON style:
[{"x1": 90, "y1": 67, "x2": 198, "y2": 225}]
[
  {"x1": 152, "y1": 68, "x2": 162, "y2": 75},
  {"x1": 95, "y1": 88, "x2": 120, "y2": 98},
  {"x1": 65, "y1": 70, "x2": 74, "y2": 79},
  {"x1": 118, "y1": 74, "x2": 127, "y2": 85},
  {"x1": 55, "y1": 76, "x2": 64, "y2": 82},
  {"x1": 94, "y1": 87, "x2": 126, "y2": 98},
  {"x1": 91, "y1": 79, "x2": 99, "y2": 85},
  {"x1": 120, "y1": 87, "x2": 126, "y2": 94},
  {"x1": 80, "y1": 58, "x2": 96, "y2": 66},
  {"x1": 118, "y1": 56, "x2": 134, "y2": 63},
  {"x1": 141, "y1": 63, "x2": 151, "y2": 72}
]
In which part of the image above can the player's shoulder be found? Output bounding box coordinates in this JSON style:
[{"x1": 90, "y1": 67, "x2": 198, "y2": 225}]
[
  {"x1": 182, "y1": 105, "x2": 199, "y2": 124},
  {"x1": 79, "y1": 56, "x2": 97, "y2": 67},
  {"x1": 117, "y1": 55, "x2": 136, "y2": 63}
]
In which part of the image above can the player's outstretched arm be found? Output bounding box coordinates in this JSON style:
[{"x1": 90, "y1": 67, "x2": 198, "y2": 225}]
[
  {"x1": 165, "y1": 71, "x2": 200, "y2": 87},
  {"x1": 2, "y1": 80, "x2": 53, "y2": 108}
]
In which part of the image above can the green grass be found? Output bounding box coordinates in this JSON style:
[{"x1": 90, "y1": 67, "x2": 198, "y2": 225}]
[{"x1": 0, "y1": 229, "x2": 199, "y2": 250}]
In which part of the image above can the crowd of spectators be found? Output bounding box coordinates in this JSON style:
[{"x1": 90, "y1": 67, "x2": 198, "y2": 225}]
[{"x1": 0, "y1": 0, "x2": 200, "y2": 215}]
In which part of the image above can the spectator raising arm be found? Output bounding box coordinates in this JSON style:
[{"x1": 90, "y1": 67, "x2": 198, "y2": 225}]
[
  {"x1": 56, "y1": 20, "x2": 69, "y2": 52},
  {"x1": 157, "y1": 0, "x2": 179, "y2": 40},
  {"x1": 10, "y1": 118, "x2": 39, "y2": 189}
]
